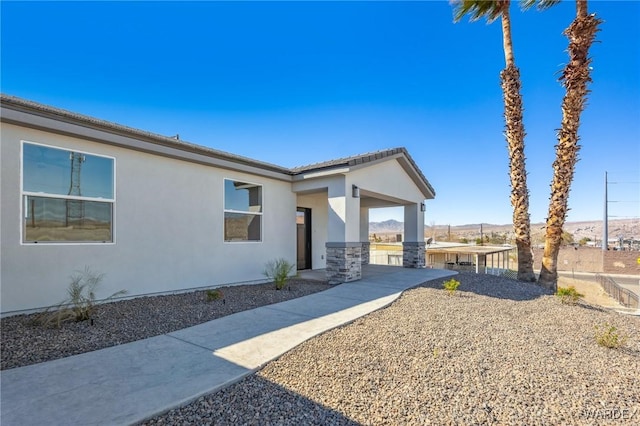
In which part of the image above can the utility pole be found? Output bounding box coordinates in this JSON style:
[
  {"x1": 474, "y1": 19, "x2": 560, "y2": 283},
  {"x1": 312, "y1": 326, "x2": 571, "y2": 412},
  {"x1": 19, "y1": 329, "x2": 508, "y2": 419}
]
[
  {"x1": 66, "y1": 152, "x2": 85, "y2": 227},
  {"x1": 603, "y1": 171, "x2": 608, "y2": 251}
]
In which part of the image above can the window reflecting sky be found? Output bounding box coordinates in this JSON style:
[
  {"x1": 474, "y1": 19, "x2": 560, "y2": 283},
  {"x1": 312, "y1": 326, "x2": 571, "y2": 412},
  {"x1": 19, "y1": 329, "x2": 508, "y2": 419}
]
[
  {"x1": 23, "y1": 143, "x2": 114, "y2": 199},
  {"x1": 224, "y1": 179, "x2": 262, "y2": 212}
]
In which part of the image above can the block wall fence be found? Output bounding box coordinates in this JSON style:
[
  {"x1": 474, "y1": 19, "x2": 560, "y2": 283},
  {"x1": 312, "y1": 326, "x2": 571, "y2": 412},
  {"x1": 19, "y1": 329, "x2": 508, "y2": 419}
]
[{"x1": 532, "y1": 247, "x2": 640, "y2": 275}]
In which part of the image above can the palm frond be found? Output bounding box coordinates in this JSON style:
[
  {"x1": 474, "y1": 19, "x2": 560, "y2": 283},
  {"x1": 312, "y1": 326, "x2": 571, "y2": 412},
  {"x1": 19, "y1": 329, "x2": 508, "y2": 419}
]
[
  {"x1": 451, "y1": 0, "x2": 504, "y2": 23},
  {"x1": 520, "y1": 0, "x2": 561, "y2": 11}
]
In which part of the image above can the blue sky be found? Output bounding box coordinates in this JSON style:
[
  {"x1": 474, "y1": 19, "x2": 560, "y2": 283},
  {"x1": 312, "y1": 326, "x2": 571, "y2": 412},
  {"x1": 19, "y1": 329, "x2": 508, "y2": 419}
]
[{"x1": 2, "y1": 1, "x2": 638, "y2": 226}]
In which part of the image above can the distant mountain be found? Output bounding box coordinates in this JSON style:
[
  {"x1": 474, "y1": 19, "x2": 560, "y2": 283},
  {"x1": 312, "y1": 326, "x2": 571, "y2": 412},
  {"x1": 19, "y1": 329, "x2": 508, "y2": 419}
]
[
  {"x1": 369, "y1": 218, "x2": 640, "y2": 241},
  {"x1": 369, "y1": 219, "x2": 404, "y2": 234}
]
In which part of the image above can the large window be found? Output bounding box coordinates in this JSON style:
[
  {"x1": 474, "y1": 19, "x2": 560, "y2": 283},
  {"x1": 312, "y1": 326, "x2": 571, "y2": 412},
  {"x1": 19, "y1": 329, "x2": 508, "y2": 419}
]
[
  {"x1": 22, "y1": 142, "x2": 115, "y2": 243},
  {"x1": 224, "y1": 179, "x2": 262, "y2": 242}
]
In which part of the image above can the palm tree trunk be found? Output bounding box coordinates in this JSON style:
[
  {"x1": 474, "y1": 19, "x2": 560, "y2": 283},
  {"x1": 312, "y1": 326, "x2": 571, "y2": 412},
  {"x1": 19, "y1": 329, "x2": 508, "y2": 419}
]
[
  {"x1": 501, "y1": 2, "x2": 515, "y2": 66},
  {"x1": 538, "y1": 0, "x2": 601, "y2": 290},
  {"x1": 501, "y1": 65, "x2": 535, "y2": 282},
  {"x1": 500, "y1": 5, "x2": 536, "y2": 282}
]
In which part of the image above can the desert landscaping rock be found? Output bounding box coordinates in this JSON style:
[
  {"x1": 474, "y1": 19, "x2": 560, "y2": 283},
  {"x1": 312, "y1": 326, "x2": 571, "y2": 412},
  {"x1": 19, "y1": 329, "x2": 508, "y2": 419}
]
[
  {"x1": 143, "y1": 273, "x2": 639, "y2": 425},
  {"x1": 2, "y1": 272, "x2": 639, "y2": 425},
  {"x1": 0, "y1": 279, "x2": 330, "y2": 370}
]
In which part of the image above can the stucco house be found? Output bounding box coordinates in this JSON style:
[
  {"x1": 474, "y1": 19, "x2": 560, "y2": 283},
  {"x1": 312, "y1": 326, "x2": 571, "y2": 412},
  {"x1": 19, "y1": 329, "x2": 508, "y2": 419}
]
[{"x1": 0, "y1": 95, "x2": 435, "y2": 315}]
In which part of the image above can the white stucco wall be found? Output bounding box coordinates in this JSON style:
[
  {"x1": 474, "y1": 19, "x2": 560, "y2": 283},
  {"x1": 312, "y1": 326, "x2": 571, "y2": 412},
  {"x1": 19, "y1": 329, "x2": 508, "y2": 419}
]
[
  {"x1": 347, "y1": 159, "x2": 426, "y2": 204},
  {"x1": 327, "y1": 176, "x2": 361, "y2": 243},
  {"x1": 1, "y1": 123, "x2": 296, "y2": 314}
]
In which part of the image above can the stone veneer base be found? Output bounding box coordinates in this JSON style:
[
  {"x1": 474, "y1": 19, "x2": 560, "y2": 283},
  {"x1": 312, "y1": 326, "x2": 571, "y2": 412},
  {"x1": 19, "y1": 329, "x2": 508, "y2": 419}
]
[
  {"x1": 403, "y1": 242, "x2": 426, "y2": 268},
  {"x1": 326, "y1": 242, "x2": 362, "y2": 284},
  {"x1": 361, "y1": 242, "x2": 371, "y2": 266}
]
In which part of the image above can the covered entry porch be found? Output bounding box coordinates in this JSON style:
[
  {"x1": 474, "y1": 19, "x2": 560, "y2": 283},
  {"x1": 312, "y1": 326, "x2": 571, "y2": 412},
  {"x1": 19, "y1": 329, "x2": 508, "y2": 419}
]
[{"x1": 292, "y1": 148, "x2": 436, "y2": 284}]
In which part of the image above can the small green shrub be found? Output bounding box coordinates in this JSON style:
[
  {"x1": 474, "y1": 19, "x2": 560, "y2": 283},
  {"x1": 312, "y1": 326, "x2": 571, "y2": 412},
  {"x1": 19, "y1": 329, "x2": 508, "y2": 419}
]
[
  {"x1": 206, "y1": 289, "x2": 223, "y2": 302},
  {"x1": 264, "y1": 258, "x2": 295, "y2": 290},
  {"x1": 443, "y1": 278, "x2": 460, "y2": 296},
  {"x1": 595, "y1": 323, "x2": 627, "y2": 349},
  {"x1": 34, "y1": 267, "x2": 127, "y2": 328},
  {"x1": 555, "y1": 286, "x2": 584, "y2": 305}
]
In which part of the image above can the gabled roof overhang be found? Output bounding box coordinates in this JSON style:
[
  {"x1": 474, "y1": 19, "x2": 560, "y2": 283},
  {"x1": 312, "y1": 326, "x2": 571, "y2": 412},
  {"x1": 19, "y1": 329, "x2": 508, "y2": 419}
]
[
  {"x1": 1, "y1": 94, "x2": 436, "y2": 198},
  {"x1": 291, "y1": 148, "x2": 436, "y2": 200},
  {"x1": 1, "y1": 95, "x2": 292, "y2": 182}
]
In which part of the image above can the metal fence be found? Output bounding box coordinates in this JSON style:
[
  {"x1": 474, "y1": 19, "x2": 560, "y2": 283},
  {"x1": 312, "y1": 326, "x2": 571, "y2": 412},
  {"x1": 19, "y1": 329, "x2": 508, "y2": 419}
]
[
  {"x1": 596, "y1": 274, "x2": 639, "y2": 308},
  {"x1": 490, "y1": 269, "x2": 518, "y2": 280}
]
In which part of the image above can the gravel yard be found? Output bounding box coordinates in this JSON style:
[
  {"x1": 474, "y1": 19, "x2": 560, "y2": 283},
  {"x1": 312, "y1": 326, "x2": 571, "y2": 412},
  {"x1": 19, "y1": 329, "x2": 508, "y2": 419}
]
[
  {"x1": 143, "y1": 273, "x2": 640, "y2": 425},
  {"x1": 3, "y1": 272, "x2": 639, "y2": 425},
  {"x1": 0, "y1": 279, "x2": 330, "y2": 370}
]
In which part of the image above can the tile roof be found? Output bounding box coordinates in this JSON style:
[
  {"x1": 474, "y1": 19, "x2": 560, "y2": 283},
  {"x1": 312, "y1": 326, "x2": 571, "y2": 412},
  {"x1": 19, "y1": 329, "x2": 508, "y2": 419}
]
[
  {"x1": 291, "y1": 148, "x2": 406, "y2": 173},
  {"x1": 292, "y1": 147, "x2": 435, "y2": 197},
  {"x1": 0, "y1": 94, "x2": 290, "y2": 174},
  {"x1": 1, "y1": 94, "x2": 434, "y2": 196}
]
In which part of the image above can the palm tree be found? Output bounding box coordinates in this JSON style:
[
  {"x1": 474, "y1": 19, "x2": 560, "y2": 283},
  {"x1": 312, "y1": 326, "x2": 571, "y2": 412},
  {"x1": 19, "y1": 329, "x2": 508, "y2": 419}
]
[
  {"x1": 536, "y1": 0, "x2": 601, "y2": 290},
  {"x1": 452, "y1": 0, "x2": 536, "y2": 281}
]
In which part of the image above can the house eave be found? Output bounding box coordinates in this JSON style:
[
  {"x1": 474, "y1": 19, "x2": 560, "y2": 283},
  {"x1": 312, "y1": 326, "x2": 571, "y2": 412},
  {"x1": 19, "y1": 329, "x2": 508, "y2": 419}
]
[
  {"x1": 0, "y1": 95, "x2": 293, "y2": 182},
  {"x1": 1, "y1": 95, "x2": 436, "y2": 195},
  {"x1": 292, "y1": 150, "x2": 436, "y2": 200}
]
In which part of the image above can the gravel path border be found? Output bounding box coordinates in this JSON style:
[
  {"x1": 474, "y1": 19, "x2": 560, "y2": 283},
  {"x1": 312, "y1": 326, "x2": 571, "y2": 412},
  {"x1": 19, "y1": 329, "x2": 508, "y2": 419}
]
[
  {"x1": 143, "y1": 273, "x2": 640, "y2": 425},
  {"x1": 4, "y1": 272, "x2": 638, "y2": 425},
  {"x1": 1, "y1": 279, "x2": 330, "y2": 370}
]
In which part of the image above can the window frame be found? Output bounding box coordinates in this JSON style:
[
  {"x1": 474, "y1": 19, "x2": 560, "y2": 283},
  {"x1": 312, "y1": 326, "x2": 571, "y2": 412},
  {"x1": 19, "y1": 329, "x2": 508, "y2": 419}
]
[
  {"x1": 223, "y1": 178, "x2": 263, "y2": 243},
  {"x1": 20, "y1": 140, "x2": 116, "y2": 245}
]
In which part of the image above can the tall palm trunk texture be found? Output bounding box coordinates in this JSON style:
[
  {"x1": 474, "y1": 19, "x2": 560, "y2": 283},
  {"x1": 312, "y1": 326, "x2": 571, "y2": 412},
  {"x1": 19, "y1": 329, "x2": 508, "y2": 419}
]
[
  {"x1": 500, "y1": 3, "x2": 535, "y2": 282},
  {"x1": 539, "y1": 0, "x2": 601, "y2": 290},
  {"x1": 501, "y1": 64, "x2": 535, "y2": 282},
  {"x1": 453, "y1": 1, "x2": 535, "y2": 282}
]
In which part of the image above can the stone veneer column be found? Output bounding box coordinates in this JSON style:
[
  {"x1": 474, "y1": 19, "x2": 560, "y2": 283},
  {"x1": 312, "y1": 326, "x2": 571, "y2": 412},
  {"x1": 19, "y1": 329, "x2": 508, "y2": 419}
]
[
  {"x1": 361, "y1": 242, "x2": 370, "y2": 265},
  {"x1": 326, "y1": 242, "x2": 362, "y2": 284},
  {"x1": 403, "y1": 242, "x2": 426, "y2": 268}
]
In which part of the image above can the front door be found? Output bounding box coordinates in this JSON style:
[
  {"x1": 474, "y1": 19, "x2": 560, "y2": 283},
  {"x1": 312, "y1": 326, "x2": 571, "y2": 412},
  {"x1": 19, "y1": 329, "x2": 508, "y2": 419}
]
[{"x1": 296, "y1": 208, "x2": 312, "y2": 270}]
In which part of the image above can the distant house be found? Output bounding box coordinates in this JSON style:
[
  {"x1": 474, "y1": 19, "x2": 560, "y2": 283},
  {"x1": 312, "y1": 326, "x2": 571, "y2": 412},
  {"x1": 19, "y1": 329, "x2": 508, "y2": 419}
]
[{"x1": 0, "y1": 95, "x2": 435, "y2": 315}]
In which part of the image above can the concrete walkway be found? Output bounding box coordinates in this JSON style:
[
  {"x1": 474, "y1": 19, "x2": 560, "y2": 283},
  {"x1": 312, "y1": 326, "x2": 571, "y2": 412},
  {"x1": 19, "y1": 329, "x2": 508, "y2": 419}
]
[{"x1": 0, "y1": 266, "x2": 455, "y2": 426}]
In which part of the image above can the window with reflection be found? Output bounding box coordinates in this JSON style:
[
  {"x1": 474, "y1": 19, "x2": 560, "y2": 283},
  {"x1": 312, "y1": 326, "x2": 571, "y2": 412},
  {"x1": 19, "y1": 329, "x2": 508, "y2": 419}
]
[
  {"x1": 224, "y1": 179, "x2": 262, "y2": 242},
  {"x1": 22, "y1": 142, "x2": 115, "y2": 243}
]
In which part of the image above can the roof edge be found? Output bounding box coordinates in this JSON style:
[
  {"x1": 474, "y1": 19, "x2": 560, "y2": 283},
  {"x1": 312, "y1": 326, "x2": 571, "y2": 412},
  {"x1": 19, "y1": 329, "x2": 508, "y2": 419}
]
[
  {"x1": 0, "y1": 94, "x2": 291, "y2": 176},
  {"x1": 293, "y1": 147, "x2": 436, "y2": 199},
  {"x1": 1, "y1": 95, "x2": 435, "y2": 198}
]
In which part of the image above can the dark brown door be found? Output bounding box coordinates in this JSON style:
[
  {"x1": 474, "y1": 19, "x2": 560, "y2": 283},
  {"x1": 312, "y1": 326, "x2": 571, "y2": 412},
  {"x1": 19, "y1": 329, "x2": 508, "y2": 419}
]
[{"x1": 296, "y1": 208, "x2": 312, "y2": 270}]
